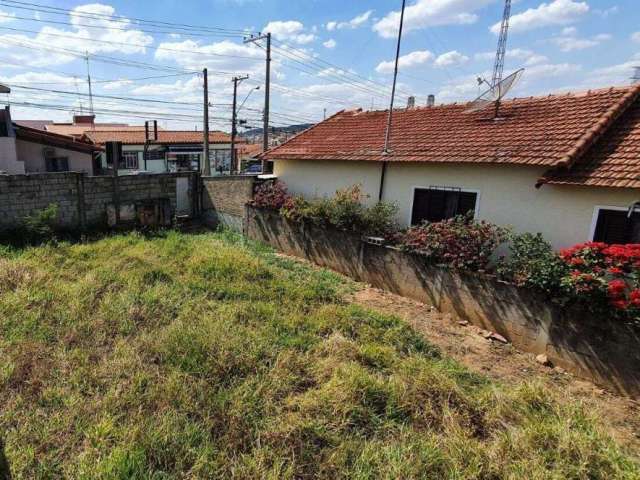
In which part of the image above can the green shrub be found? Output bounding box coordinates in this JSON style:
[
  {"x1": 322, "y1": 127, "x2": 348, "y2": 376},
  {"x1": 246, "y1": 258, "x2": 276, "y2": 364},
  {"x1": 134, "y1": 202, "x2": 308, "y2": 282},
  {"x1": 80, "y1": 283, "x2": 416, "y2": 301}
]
[
  {"x1": 20, "y1": 204, "x2": 60, "y2": 245},
  {"x1": 279, "y1": 184, "x2": 398, "y2": 237},
  {"x1": 497, "y1": 233, "x2": 569, "y2": 295}
]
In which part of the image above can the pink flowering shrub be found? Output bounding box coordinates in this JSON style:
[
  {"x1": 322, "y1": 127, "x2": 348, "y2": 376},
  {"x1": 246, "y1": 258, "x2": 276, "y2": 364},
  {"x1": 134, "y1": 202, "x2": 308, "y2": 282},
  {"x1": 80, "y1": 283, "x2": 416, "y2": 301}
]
[
  {"x1": 250, "y1": 180, "x2": 291, "y2": 210},
  {"x1": 393, "y1": 214, "x2": 509, "y2": 271}
]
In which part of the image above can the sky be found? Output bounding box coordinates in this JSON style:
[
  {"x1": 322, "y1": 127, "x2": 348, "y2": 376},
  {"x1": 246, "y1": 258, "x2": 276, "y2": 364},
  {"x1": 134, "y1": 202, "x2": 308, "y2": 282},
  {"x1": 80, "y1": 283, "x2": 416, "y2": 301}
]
[{"x1": 0, "y1": 0, "x2": 638, "y2": 132}]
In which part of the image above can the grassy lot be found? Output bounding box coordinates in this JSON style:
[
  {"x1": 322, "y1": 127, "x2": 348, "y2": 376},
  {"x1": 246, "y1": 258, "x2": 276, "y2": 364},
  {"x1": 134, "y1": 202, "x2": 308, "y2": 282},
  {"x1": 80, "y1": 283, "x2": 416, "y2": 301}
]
[{"x1": 0, "y1": 231, "x2": 638, "y2": 479}]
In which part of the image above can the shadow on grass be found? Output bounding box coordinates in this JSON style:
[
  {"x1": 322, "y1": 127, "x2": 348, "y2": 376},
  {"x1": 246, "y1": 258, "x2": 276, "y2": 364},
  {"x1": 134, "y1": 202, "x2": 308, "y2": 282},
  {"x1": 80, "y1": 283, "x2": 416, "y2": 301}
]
[{"x1": 0, "y1": 438, "x2": 11, "y2": 480}]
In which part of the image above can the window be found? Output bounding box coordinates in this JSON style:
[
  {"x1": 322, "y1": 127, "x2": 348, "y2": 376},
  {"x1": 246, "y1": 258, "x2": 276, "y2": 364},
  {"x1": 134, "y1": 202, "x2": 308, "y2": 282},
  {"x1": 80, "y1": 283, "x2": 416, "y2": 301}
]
[
  {"x1": 411, "y1": 187, "x2": 478, "y2": 225},
  {"x1": 592, "y1": 207, "x2": 640, "y2": 244},
  {"x1": 214, "y1": 149, "x2": 232, "y2": 174},
  {"x1": 122, "y1": 152, "x2": 139, "y2": 170},
  {"x1": 45, "y1": 157, "x2": 69, "y2": 172}
]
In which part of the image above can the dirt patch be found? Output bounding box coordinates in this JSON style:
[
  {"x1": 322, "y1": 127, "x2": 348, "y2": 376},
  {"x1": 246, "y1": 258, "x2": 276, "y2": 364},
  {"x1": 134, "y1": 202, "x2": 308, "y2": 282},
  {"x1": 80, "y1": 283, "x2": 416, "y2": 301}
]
[{"x1": 351, "y1": 286, "x2": 640, "y2": 454}]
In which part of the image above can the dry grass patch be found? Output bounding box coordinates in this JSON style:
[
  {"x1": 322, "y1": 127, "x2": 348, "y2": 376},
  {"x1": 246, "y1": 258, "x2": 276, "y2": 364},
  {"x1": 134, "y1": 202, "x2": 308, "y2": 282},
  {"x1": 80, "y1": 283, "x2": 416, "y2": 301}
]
[{"x1": 0, "y1": 230, "x2": 637, "y2": 479}]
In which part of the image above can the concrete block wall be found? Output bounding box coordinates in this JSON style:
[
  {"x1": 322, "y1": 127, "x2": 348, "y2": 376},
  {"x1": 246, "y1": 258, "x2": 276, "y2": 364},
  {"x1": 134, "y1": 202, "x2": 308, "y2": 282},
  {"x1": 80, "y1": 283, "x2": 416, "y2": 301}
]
[
  {"x1": 0, "y1": 172, "x2": 196, "y2": 231},
  {"x1": 0, "y1": 173, "x2": 81, "y2": 229},
  {"x1": 201, "y1": 175, "x2": 256, "y2": 231}
]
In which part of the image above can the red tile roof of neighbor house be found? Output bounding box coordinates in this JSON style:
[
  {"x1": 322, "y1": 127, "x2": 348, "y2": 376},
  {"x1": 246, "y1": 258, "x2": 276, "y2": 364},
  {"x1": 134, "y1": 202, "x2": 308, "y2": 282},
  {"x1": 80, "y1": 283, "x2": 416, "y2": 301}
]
[
  {"x1": 83, "y1": 130, "x2": 233, "y2": 146},
  {"x1": 13, "y1": 124, "x2": 101, "y2": 154},
  {"x1": 263, "y1": 84, "x2": 640, "y2": 189}
]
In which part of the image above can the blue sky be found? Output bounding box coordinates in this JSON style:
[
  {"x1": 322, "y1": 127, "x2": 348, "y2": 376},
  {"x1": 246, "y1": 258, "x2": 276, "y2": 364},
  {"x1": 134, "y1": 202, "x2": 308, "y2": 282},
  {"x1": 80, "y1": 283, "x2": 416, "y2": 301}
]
[{"x1": 0, "y1": 0, "x2": 638, "y2": 130}]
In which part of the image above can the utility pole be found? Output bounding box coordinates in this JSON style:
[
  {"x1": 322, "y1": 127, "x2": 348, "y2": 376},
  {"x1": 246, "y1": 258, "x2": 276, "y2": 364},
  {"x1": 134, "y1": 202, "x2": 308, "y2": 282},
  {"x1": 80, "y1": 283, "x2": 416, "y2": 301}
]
[
  {"x1": 85, "y1": 51, "x2": 94, "y2": 116},
  {"x1": 202, "y1": 68, "x2": 211, "y2": 176},
  {"x1": 231, "y1": 75, "x2": 249, "y2": 174},
  {"x1": 244, "y1": 32, "x2": 271, "y2": 170}
]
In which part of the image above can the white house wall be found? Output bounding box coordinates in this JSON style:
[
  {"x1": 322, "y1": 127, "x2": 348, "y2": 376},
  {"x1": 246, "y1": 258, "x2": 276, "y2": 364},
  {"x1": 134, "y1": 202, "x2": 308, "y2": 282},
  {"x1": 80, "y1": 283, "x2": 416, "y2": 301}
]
[
  {"x1": 273, "y1": 159, "x2": 640, "y2": 249},
  {"x1": 15, "y1": 139, "x2": 93, "y2": 174},
  {"x1": 0, "y1": 137, "x2": 24, "y2": 174}
]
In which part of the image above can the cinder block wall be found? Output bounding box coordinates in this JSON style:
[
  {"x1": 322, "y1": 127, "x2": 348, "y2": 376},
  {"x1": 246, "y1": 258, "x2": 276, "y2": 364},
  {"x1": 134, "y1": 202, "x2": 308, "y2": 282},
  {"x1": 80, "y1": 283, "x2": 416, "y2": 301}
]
[
  {"x1": 201, "y1": 175, "x2": 256, "y2": 231},
  {"x1": 0, "y1": 172, "x2": 196, "y2": 231},
  {"x1": 0, "y1": 173, "x2": 82, "y2": 229}
]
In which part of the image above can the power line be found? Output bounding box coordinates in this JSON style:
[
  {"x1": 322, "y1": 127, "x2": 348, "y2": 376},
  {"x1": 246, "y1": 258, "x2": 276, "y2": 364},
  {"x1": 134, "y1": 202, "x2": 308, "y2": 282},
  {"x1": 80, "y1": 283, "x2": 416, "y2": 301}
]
[
  {"x1": 0, "y1": 12, "x2": 246, "y2": 38},
  {"x1": 0, "y1": 26, "x2": 261, "y2": 61},
  {"x1": 0, "y1": 0, "x2": 255, "y2": 35}
]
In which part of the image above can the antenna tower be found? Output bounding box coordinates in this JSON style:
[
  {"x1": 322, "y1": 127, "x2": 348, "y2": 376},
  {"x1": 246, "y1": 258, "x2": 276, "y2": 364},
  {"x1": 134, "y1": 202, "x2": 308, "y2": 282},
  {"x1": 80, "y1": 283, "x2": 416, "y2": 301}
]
[{"x1": 492, "y1": 0, "x2": 512, "y2": 88}]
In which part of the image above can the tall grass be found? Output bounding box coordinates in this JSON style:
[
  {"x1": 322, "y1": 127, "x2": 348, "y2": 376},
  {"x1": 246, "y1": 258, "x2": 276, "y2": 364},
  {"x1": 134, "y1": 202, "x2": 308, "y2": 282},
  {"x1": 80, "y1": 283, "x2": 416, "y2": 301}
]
[{"x1": 0, "y1": 231, "x2": 637, "y2": 479}]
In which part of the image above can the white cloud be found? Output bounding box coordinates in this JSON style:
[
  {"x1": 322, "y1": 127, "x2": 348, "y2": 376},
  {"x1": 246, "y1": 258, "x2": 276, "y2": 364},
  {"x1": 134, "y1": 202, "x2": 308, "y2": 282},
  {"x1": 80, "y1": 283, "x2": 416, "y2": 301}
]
[
  {"x1": 594, "y1": 6, "x2": 619, "y2": 18},
  {"x1": 474, "y1": 48, "x2": 548, "y2": 66},
  {"x1": 374, "y1": 0, "x2": 496, "y2": 39},
  {"x1": 552, "y1": 30, "x2": 612, "y2": 52},
  {"x1": 326, "y1": 10, "x2": 373, "y2": 31},
  {"x1": 375, "y1": 50, "x2": 434, "y2": 74},
  {"x1": 0, "y1": 8, "x2": 15, "y2": 23},
  {"x1": 632, "y1": 32, "x2": 640, "y2": 43},
  {"x1": 491, "y1": 0, "x2": 589, "y2": 34},
  {"x1": 263, "y1": 20, "x2": 316, "y2": 44},
  {"x1": 434, "y1": 50, "x2": 469, "y2": 67},
  {"x1": 0, "y1": 4, "x2": 154, "y2": 67},
  {"x1": 323, "y1": 39, "x2": 337, "y2": 49}
]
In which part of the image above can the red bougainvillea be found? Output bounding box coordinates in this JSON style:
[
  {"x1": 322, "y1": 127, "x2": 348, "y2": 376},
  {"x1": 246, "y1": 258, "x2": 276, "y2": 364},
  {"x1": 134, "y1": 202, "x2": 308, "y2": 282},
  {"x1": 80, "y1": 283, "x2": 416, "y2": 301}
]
[{"x1": 559, "y1": 242, "x2": 640, "y2": 313}]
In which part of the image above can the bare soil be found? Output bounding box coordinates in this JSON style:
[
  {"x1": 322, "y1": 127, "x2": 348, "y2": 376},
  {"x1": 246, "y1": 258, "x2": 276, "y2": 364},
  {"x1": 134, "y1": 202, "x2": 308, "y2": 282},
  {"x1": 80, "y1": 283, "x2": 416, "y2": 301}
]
[{"x1": 350, "y1": 286, "x2": 640, "y2": 454}]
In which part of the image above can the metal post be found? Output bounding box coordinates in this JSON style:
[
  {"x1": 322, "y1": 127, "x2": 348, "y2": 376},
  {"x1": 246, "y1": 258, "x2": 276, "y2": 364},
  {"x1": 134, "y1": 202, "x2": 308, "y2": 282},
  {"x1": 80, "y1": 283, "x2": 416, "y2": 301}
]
[
  {"x1": 202, "y1": 68, "x2": 211, "y2": 176},
  {"x1": 383, "y1": 0, "x2": 406, "y2": 155},
  {"x1": 85, "y1": 52, "x2": 94, "y2": 116},
  {"x1": 231, "y1": 75, "x2": 249, "y2": 174}
]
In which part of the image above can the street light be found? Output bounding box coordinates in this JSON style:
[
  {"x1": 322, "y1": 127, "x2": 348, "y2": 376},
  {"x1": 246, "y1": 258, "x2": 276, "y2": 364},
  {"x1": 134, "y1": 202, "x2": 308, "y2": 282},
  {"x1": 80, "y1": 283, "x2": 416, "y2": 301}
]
[{"x1": 238, "y1": 85, "x2": 260, "y2": 113}]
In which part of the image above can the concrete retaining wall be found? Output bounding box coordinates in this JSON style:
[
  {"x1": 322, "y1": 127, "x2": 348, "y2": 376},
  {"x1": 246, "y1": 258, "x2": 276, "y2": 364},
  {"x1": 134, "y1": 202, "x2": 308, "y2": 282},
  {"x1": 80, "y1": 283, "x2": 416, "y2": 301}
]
[{"x1": 246, "y1": 206, "x2": 640, "y2": 397}]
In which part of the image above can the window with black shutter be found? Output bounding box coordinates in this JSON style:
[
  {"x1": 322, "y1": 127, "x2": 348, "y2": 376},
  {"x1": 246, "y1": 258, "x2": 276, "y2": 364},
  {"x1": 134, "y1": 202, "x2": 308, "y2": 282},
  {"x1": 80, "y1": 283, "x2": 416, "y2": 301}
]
[
  {"x1": 45, "y1": 157, "x2": 69, "y2": 172},
  {"x1": 593, "y1": 209, "x2": 640, "y2": 244},
  {"x1": 411, "y1": 187, "x2": 478, "y2": 225}
]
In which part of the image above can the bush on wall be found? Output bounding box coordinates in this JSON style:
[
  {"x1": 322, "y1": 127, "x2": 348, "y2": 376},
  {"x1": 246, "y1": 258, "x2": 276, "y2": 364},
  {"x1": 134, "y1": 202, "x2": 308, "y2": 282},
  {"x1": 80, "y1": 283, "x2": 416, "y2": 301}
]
[{"x1": 392, "y1": 213, "x2": 510, "y2": 271}]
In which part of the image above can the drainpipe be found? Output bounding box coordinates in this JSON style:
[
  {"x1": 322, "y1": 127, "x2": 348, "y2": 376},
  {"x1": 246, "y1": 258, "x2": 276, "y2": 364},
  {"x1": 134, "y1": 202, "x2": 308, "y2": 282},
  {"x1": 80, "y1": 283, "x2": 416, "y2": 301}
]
[{"x1": 378, "y1": 161, "x2": 387, "y2": 202}]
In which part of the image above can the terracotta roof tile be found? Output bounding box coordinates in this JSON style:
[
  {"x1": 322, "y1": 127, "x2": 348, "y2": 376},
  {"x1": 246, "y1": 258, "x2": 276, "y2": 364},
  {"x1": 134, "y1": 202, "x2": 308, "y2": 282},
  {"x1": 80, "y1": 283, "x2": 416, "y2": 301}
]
[
  {"x1": 543, "y1": 94, "x2": 640, "y2": 188},
  {"x1": 263, "y1": 86, "x2": 639, "y2": 172},
  {"x1": 84, "y1": 130, "x2": 232, "y2": 146}
]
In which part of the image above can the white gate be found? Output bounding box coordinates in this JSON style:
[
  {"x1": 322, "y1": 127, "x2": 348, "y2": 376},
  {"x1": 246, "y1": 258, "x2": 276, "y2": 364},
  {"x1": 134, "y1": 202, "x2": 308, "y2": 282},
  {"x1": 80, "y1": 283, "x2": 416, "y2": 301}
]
[{"x1": 176, "y1": 177, "x2": 191, "y2": 217}]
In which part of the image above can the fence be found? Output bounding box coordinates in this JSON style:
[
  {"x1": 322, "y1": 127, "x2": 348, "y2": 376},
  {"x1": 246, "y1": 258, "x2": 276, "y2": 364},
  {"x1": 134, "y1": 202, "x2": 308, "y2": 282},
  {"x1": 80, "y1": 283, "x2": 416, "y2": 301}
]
[
  {"x1": 246, "y1": 206, "x2": 640, "y2": 398},
  {"x1": 0, "y1": 172, "x2": 198, "y2": 231}
]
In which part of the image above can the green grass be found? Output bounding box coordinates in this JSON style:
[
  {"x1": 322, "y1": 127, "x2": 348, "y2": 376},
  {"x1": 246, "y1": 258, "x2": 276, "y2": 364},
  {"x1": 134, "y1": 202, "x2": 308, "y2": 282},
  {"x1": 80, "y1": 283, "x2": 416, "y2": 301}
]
[{"x1": 0, "y1": 230, "x2": 638, "y2": 479}]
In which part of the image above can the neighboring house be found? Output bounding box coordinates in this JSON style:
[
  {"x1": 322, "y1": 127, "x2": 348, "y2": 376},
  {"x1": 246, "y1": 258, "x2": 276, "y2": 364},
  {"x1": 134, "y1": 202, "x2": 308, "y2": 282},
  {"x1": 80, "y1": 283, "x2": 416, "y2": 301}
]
[
  {"x1": 1, "y1": 108, "x2": 101, "y2": 175},
  {"x1": 83, "y1": 130, "x2": 236, "y2": 175},
  {"x1": 262, "y1": 85, "x2": 640, "y2": 249}
]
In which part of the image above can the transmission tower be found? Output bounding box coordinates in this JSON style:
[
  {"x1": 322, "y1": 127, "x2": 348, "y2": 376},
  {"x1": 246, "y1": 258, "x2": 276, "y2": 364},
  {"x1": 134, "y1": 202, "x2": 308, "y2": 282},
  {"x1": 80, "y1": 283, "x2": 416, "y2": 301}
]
[{"x1": 492, "y1": 0, "x2": 512, "y2": 88}]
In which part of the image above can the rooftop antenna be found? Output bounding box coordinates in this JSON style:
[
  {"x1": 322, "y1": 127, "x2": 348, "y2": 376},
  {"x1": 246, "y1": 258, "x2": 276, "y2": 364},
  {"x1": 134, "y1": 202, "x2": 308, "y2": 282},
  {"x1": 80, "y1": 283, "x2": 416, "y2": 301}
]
[
  {"x1": 85, "y1": 51, "x2": 94, "y2": 116},
  {"x1": 492, "y1": 0, "x2": 511, "y2": 88},
  {"x1": 467, "y1": 0, "x2": 523, "y2": 118}
]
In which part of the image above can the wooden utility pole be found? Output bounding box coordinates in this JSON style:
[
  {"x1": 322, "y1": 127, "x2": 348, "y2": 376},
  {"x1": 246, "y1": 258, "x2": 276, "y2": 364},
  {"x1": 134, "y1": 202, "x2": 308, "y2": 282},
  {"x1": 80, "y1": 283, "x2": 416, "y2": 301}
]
[
  {"x1": 244, "y1": 32, "x2": 271, "y2": 170},
  {"x1": 202, "y1": 68, "x2": 211, "y2": 176},
  {"x1": 231, "y1": 75, "x2": 249, "y2": 174}
]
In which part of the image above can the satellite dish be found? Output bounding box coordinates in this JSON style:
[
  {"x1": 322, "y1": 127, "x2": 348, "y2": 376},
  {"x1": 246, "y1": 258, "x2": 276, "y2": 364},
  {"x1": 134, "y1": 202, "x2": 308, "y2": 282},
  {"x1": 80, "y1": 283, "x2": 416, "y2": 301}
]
[{"x1": 465, "y1": 68, "x2": 524, "y2": 116}]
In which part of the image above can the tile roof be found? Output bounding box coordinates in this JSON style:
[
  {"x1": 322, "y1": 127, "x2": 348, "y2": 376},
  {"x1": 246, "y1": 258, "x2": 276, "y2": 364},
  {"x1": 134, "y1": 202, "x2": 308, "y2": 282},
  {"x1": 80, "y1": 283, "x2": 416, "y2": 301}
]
[
  {"x1": 83, "y1": 130, "x2": 232, "y2": 146},
  {"x1": 46, "y1": 124, "x2": 147, "y2": 137},
  {"x1": 541, "y1": 92, "x2": 640, "y2": 188},
  {"x1": 263, "y1": 86, "x2": 640, "y2": 183},
  {"x1": 13, "y1": 124, "x2": 102, "y2": 154}
]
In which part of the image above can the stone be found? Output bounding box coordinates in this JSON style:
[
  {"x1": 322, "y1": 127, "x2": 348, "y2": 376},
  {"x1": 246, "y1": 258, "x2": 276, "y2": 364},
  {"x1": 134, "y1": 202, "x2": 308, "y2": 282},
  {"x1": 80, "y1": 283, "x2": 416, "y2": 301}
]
[
  {"x1": 479, "y1": 329, "x2": 492, "y2": 339},
  {"x1": 553, "y1": 366, "x2": 566, "y2": 374},
  {"x1": 458, "y1": 320, "x2": 469, "y2": 327},
  {"x1": 536, "y1": 354, "x2": 552, "y2": 367},
  {"x1": 489, "y1": 332, "x2": 509, "y2": 344}
]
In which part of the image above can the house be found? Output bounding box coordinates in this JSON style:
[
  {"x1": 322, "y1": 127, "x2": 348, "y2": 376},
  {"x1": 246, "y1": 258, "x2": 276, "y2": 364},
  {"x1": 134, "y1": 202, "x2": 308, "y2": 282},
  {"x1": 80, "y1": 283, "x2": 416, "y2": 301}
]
[
  {"x1": 1, "y1": 108, "x2": 101, "y2": 175},
  {"x1": 17, "y1": 115, "x2": 147, "y2": 139},
  {"x1": 262, "y1": 85, "x2": 640, "y2": 249},
  {"x1": 83, "y1": 129, "x2": 237, "y2": 175}
]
